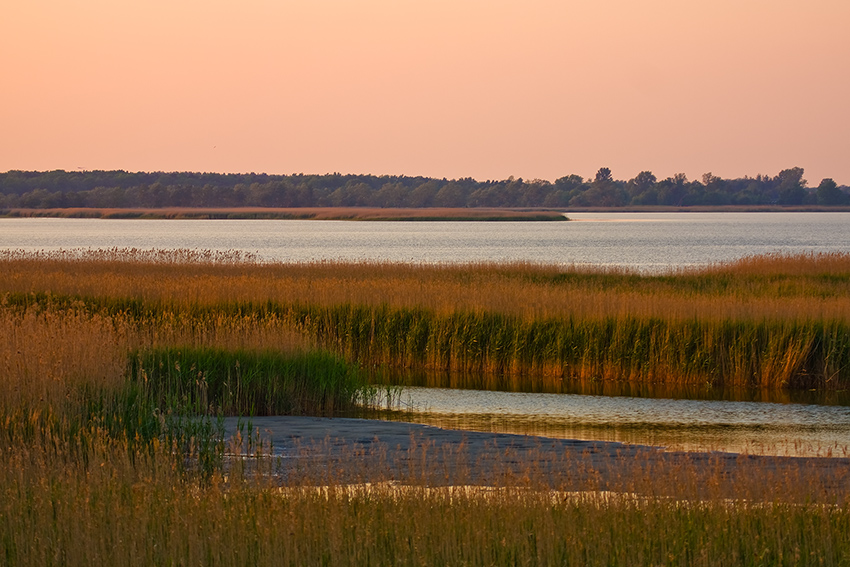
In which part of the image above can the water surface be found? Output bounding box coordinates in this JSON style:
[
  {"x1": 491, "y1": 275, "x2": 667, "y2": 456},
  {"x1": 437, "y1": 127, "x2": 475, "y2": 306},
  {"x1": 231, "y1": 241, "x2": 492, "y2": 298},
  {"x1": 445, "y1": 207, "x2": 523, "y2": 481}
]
[
  {"x1": 2, "y1": 212, "x2": 849, "y2": 271},
  {"x1": 371, "y1": 386, "x2": 850, "y2": 458}
]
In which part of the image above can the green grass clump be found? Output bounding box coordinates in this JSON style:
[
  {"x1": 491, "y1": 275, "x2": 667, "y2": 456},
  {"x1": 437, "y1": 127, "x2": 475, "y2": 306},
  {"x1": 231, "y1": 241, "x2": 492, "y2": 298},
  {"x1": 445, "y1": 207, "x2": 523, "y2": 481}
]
[{"x1": 130, "y1": 347, "x2": 366, "y2": 416}]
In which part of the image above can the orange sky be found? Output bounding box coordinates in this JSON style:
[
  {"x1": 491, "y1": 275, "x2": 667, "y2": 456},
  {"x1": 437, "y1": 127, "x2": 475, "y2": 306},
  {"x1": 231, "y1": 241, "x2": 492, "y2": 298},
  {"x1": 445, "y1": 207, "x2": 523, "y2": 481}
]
[{"x1": 2, "y1": 0, "x2": 848, "y2": 185}]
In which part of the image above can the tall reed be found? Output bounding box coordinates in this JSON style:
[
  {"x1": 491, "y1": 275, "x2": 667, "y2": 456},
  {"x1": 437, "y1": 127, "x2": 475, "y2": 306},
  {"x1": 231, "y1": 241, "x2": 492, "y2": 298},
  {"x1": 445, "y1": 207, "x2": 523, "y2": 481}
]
[
  {"x1": 0, "y1": 303, "x2": 367, "y2": 457},
  {"x1": 131, "y1": 346, "x2": 365, "y2": 416},
  {"x1": 4, "y1": 250, "x2": 850, "y2": 389}
]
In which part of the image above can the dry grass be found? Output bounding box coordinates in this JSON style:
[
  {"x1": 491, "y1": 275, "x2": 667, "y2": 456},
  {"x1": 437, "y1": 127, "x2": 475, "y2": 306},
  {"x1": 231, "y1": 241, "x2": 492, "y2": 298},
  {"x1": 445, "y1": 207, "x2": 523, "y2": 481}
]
[
  {"x1": 2, "y1": 249, "x2": 850, "y2": 321},
  {"x1": 0, "y1": 310, "x2": 128, "y2": 418}
]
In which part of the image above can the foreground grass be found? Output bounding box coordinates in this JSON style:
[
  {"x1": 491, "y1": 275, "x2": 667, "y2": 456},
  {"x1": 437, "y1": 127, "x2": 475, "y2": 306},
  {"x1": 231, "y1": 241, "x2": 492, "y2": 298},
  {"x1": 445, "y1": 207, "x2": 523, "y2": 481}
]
[{"x1": 2, "y1": 430, "x2": 849, "y2": 567}]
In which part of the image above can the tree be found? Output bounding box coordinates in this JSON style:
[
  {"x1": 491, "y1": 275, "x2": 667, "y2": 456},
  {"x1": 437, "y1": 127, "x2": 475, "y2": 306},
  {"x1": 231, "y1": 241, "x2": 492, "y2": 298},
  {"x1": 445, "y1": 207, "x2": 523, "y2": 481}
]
[
  {"x1": 433, "y1": 182, "x2": 467, "y2": 208},
  {"x1": 657, "y1": 174, "x2": 689, "y2": 206},
  {"x1": 374, "y1": 182, "x2": 408, "y2": 208},
  {"x1": 627, "y1": 171, "x2": 657, "y2": 203},
  {"x1": 578, "y1": 167, "x2": 626, "y2": 207},
  {"x1": 408, "y1": 181, "x2": 441, "y2": 208},
  {"x1": 554, "y1": 175, "x2": 584, "y2": 192},
  {"x1": 817, "y1": 178, "x2": 846, "y2": 206},
  {"x1": 776, "y1": 167, "x2": 807, "y2": 205}
]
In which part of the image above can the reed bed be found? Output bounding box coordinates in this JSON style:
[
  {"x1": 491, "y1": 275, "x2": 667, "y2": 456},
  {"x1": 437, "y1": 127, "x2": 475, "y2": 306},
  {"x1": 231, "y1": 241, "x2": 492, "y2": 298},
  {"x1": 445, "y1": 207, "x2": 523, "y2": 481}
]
[
  {"x1": 289, "y1": 305, "x2": 850, "y2": 388},
  {"x1": 2, "y1": 249, "x2": 849, "y2": 388},
  {"x1": 4, "y1": 249, "x2": 850, "y2": 322},
  {"x1": 132, "y1": 347, "x2": 365, "y2": 416},
  {"x1": 0, "y1": 305, "x2": 366, "y2": 453}
]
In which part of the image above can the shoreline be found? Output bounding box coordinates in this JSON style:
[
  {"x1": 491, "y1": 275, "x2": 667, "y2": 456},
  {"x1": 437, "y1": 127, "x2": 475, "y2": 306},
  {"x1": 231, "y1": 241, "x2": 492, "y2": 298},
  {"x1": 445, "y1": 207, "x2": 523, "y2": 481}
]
[
  {"x1": 0, "y1": 206, "x2": 569, "y2": 221},
  {"x1": 4, "y1": 205, "x2": 850, "y2": 221}
]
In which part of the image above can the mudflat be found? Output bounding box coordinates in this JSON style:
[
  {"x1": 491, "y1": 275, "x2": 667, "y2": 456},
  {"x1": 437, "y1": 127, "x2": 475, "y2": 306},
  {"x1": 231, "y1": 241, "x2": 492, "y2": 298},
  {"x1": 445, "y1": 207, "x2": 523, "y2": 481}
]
[{"x1": 223, "y1": 416, "x2": 850, "y2": 492}]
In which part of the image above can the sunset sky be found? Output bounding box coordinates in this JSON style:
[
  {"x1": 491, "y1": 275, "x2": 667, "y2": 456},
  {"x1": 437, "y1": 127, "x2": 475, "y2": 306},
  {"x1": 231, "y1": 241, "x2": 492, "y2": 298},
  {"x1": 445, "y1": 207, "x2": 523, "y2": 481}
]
[{"x1": 2, "y1": 0, "x2": 848, "y2": 185}]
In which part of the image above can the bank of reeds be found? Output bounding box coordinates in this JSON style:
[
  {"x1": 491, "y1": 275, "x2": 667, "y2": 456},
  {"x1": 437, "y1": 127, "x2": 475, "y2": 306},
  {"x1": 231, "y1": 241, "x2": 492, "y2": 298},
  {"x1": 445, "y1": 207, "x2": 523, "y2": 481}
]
[
  {"x1": 4, "y1": 249, "x2": 850, "y2": 322},
  {"x1": 291, "y1": 306, "x2": 848, "y2": 388},
  {"x1": 132, "y1": 347, "x2": 365, "y2": 416},
  {"x1": 3, "y1": 249, "x2": 850, "y2": 389}
]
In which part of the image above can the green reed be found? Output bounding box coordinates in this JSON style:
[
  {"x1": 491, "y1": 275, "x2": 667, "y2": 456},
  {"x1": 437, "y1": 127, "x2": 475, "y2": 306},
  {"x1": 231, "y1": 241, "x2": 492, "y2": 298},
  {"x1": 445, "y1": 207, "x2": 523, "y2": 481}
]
[{"x1": 130, "y1": 346, "x2": 366, "y2": 417}]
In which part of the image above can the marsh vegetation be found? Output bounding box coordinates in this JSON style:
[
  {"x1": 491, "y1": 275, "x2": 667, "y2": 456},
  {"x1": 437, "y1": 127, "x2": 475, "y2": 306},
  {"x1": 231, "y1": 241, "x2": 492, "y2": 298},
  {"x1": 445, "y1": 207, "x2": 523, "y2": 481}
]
[
  {"x1": 1, "y1": 249, "x2": 849, "y2": 565},
  {"x1": 4, "y1": 249, "x2": 850, "y2": 389}
]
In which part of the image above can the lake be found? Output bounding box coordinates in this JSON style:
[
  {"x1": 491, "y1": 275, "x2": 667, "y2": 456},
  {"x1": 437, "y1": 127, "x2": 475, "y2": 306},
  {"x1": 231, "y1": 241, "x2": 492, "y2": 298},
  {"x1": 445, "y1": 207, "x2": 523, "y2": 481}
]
[
  {"x1": 4, "y1": 211, "x2": 850, "y2": 456},
  {"x1": 2, "y1": 211, "x2": 850, "y2": 271}
]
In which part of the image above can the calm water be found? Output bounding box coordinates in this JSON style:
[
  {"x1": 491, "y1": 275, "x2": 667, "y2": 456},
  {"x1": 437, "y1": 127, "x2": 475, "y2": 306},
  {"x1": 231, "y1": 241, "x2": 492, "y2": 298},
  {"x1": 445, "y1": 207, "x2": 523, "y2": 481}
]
[
  {"x1": 5, "y1": 212, "x2": 850, "y2": 455},
  {"x1": 2, "y1": 212, "x2": 849, "y2": 271},
  {"x1": 374, "y1": 387, "x2": 850, "y2": 457}
]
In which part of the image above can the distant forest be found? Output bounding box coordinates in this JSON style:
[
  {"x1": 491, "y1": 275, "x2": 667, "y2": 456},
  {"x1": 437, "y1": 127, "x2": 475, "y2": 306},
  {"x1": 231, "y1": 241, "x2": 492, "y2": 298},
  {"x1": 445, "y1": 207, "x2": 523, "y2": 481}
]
[{"x1": 1, "y1": 167, "x2": 848, "y2": 209}]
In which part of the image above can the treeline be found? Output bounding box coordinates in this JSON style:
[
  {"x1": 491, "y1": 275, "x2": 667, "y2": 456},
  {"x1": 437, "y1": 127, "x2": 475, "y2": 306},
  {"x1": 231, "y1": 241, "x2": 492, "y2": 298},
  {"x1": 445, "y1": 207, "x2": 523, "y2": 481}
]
[{"x1": 1, "y1": 167, "x2": 848, "y2": 209}]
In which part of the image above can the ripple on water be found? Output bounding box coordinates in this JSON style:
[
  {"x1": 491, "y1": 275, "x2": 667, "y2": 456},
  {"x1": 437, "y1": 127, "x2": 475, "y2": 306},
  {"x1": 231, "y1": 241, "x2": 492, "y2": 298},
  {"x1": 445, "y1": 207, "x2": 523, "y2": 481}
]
[{"x1": 370, "y1": 387, "x2": 850, "y2": 458}]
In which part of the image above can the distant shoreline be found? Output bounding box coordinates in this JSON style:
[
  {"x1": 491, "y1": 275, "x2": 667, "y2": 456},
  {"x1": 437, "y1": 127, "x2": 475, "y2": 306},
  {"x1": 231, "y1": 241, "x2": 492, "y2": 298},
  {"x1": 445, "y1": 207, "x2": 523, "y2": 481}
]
[
  {"x1": 0, "y1": 207, "x2": 569, "y2": 221},
  {"x1": 2, "y1": 205, "x2": 850, "y2": 221}
]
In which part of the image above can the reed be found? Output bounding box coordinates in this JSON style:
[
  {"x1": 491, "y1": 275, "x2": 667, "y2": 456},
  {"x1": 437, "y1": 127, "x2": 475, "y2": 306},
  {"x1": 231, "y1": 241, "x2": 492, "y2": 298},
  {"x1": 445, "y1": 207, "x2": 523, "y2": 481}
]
[
  {"x1": 0, "y1": 305, "x2": 367, "y2": 458},
  {"x1": 4, "y1": 250, "x2": 850, "y2": 322},
  {"x1": 1, "y1": 427, "x2": 848, "y2": 567},
  {"x1": 290, "y1": 305, "x2": 850, "y2": 388},
  {"x1": 3, "y1": 249, "x2": 850, "y2": 389},
  {"x1": 131, "y1": 347, "x2": 365, "y2": 417}
]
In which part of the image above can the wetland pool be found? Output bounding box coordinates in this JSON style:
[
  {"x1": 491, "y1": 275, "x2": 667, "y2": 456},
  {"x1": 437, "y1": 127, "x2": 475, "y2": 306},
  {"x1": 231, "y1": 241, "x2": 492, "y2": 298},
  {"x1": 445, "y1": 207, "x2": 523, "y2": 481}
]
[{"x1": 365, "y1": 386, "x2": 850, "y2": 458}]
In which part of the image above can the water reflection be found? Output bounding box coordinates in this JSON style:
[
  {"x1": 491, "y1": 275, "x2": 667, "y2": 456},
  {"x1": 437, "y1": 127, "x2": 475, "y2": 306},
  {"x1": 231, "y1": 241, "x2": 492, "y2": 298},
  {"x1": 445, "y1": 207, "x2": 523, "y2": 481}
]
[
  {"x1": 370, "y1": 367, "x2": 850, "y2": 406},
  {"x1": 358, "y1": 381, "x2": 850, "y2": 458}
]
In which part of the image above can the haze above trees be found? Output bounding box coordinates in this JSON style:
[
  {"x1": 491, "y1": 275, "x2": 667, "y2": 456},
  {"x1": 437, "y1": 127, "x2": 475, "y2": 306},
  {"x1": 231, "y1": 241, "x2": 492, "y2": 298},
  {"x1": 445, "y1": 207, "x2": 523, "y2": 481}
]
[{"x1": 1, "y1": 167, "x2": 847, "y2": 209}]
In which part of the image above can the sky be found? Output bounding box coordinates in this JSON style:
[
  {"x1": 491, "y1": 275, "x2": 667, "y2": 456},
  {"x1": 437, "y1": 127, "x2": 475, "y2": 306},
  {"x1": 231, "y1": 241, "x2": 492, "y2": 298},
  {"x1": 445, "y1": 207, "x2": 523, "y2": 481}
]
[{"x1": 2, "y1": 0, "x2": 848, "y2": 185}]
